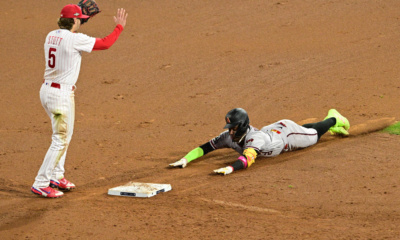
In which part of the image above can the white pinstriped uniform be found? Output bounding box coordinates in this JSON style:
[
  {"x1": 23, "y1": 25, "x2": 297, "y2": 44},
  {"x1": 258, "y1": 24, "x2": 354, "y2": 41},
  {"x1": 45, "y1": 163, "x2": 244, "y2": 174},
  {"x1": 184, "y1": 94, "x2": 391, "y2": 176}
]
[
  {"x1": 33, "y1": 29, "x2": 95, "y2": 188},
  {"x1": 209, "y1": 120, "x2": 318, "y2": 158}
]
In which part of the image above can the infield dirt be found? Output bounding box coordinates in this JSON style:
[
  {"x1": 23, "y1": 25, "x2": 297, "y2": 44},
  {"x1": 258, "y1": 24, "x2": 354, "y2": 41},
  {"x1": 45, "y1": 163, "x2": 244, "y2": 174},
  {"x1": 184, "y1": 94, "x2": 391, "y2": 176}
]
[{"x1": 1, "y1": 1, "x2": 400, "y2": 239}]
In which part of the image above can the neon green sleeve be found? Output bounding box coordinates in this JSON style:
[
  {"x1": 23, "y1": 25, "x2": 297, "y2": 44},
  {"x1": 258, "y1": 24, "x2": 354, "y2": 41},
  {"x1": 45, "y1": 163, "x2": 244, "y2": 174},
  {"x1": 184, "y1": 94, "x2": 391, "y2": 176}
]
[{"x1": 183, "y1": 147, "x2": 204, "y2": 163}]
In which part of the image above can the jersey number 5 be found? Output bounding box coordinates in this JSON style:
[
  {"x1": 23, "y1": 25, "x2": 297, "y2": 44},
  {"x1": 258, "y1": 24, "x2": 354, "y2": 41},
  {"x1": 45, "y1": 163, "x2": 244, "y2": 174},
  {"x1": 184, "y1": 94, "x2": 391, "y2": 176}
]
[{"x1": 48, "y1": 47, "x2": 56, "y2": 68}]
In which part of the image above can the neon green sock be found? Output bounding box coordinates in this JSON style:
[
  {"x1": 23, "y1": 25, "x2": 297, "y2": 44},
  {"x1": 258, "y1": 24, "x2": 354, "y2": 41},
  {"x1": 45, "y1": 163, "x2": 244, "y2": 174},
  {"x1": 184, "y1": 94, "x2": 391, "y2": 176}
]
[{"x1": 184, "y1": 147, "x2": 204, "y2": 163}]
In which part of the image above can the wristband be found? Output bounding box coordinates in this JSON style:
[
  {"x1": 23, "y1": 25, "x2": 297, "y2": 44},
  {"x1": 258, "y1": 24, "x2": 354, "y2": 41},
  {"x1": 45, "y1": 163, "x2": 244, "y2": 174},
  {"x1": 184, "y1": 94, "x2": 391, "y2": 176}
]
[{"x1": 238, "y1": 156, "x2": 248, "y2": 168}]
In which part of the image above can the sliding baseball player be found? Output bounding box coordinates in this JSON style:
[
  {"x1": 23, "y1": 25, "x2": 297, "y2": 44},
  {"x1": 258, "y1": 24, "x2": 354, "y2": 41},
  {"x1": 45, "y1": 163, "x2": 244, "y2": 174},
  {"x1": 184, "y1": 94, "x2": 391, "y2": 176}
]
[{"x1": 170, "y1": 108, "x2": 350, "y2": 175}]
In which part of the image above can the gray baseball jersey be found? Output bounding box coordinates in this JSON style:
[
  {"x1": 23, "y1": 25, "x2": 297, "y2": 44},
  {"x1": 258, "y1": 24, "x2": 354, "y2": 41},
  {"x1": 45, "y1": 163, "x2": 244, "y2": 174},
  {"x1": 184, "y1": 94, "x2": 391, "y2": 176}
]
[{"x1": 209, "y1": 119, "x2": 318, "y2": 157}]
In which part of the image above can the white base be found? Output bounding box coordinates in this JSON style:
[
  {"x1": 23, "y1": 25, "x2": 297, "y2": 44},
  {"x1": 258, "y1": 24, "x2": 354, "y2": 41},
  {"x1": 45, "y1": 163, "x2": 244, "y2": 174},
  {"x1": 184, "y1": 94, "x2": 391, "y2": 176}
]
[{"x1": 108, "y1": 182, "x2": 172, "y2": 198}]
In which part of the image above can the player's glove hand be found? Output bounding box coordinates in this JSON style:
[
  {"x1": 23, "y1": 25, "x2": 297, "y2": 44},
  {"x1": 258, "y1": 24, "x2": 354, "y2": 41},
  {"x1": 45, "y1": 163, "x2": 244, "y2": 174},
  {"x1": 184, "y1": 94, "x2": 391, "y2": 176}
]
[
  {"x1": 78, "y1": 0, "x2": 101, "y2": 24},
  {"x1": 169, "y1": 158, "x2": 188, "y2": 168},
  {"x1": 213, "y1": 166, "x2": 234, "y2": 175}
]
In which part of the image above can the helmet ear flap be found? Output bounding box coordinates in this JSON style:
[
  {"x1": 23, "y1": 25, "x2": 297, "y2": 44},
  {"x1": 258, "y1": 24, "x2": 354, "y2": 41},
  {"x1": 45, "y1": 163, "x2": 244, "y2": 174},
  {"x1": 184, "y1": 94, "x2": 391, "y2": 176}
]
[
  {"x1": 237, "y1": 121, "x2": 244, "y2": 131},
  {"x1": 233, "y1": 121, "x2": 249, "y2": 142}
]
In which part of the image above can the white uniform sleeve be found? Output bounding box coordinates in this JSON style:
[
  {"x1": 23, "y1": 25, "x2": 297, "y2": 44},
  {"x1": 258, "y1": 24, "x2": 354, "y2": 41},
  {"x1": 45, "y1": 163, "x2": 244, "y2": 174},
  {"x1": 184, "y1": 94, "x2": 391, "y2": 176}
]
[
  {"x1": 243, "y1": 131, "x2": 265, "y2": 152},
  {"x1": 248, "y1": 128, "x2": 284, "y2": 157},
  {"x1": 74, "y1": 33, "x2": 96, "y2": 53}
]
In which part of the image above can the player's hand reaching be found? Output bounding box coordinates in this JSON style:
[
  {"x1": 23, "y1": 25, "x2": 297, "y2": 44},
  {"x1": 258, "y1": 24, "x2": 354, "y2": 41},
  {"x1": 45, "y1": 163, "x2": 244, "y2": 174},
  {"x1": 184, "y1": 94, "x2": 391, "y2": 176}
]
[
  {"x1": 114, "y1": 8, "x2": 128, "y2": 28},
  {"x1": 169, "y1": 158, "x2": 188, "y2": 168},
  {"x1": 213, "y1": 166, "x2": 233, "y2": 175}
]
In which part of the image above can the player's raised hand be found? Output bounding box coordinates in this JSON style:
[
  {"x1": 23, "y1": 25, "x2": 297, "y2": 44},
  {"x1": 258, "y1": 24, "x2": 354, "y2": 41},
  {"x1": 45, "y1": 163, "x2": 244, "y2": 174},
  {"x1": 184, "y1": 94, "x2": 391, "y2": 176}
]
[
  {"x1": 114, "y1": 8, "x2": 128, "y2": 28},
  {"x1": 169, "y1": 158, "x2": 188, "y2": 168},
  {"x1": 213, "y1": 166, "x2": 233, "y2": 175}
]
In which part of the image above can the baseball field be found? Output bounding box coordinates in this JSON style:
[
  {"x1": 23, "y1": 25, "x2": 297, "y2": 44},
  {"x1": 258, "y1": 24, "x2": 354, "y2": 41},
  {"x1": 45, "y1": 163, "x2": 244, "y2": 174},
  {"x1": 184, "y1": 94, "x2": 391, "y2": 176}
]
[{"x1": 1, "y1": 0, "x2": 400, "y2": 239}]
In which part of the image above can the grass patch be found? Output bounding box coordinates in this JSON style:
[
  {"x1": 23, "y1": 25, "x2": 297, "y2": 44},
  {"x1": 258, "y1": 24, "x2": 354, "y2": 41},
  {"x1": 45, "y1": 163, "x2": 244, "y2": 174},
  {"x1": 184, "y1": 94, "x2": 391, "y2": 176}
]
[{"x1": 382, "y1": 122, "x2": 400, "y2": 135}]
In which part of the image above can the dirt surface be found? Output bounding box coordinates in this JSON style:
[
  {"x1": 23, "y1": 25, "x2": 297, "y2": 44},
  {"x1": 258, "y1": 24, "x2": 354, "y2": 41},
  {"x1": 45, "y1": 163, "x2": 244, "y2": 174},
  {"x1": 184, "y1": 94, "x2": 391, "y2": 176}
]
[{"x1": 1, "y1": 0, "x2": 400, "y2": 239}]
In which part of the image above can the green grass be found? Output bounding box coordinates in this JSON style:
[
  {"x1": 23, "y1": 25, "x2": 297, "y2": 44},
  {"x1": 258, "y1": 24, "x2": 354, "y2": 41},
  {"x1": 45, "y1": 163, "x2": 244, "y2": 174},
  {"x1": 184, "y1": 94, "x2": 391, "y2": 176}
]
[{"x1": 382, "y1": 122, "x2": 400, "y2": 135}]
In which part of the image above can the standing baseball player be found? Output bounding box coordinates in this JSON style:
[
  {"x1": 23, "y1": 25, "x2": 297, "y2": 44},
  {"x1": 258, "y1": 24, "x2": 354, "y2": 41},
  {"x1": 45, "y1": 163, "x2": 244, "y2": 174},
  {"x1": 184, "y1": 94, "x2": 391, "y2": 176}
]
[
  {"x1": 170, "y1": 108, "x2": 350, "y2": 175},
  {"x1": 31, "y1": 2, "x2": 128, "y2": 198}
]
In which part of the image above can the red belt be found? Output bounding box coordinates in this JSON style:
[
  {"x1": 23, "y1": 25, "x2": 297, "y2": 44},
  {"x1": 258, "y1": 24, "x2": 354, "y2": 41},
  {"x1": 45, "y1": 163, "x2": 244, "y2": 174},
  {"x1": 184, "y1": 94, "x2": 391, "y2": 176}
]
[
  {"x1": 43, "y1": 80, "x2": 75, "y2": 90},
  {"x1": 49, "y1": 82, "x2": 61, "y2": 89}
]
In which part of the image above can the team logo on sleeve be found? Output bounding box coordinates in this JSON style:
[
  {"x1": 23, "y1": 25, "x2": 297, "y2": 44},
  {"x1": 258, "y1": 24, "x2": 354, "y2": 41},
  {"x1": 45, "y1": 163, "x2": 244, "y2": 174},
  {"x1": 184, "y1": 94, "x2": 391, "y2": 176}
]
[
  {"x1": 213, "y1": 135, "x2": 221, "y2": 144},
  {"x1": 271, "y1": 129, "x2": 281, "y2": 134}
]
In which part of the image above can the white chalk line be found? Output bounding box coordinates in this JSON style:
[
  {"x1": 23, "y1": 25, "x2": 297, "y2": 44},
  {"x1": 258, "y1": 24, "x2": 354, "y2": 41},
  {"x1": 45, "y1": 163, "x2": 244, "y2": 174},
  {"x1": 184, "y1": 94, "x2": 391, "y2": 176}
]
[{"x1": 200, "y1": 198, "x2": 280, "y2": 214}]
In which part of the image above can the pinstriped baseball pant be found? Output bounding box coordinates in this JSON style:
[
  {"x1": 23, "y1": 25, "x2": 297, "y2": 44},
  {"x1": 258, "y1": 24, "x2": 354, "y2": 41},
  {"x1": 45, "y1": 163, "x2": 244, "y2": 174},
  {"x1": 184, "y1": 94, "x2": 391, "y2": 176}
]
[{"x1": 33, "y1": 84, "x2": 75, "y2": 188}]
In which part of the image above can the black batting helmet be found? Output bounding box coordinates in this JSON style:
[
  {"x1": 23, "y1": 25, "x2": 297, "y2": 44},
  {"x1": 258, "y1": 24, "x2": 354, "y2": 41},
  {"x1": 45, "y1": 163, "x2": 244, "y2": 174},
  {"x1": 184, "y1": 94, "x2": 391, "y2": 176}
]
[{"x1": 224, "y1": 108, "x2": 250, "y2": 142}]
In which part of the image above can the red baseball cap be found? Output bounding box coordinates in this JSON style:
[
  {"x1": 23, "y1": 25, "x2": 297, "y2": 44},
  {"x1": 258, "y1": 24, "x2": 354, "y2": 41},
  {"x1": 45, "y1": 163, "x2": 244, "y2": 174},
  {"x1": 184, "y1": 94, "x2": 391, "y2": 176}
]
[{"x1": 60, "y1": 4, "x2": 90, "y2": 19}]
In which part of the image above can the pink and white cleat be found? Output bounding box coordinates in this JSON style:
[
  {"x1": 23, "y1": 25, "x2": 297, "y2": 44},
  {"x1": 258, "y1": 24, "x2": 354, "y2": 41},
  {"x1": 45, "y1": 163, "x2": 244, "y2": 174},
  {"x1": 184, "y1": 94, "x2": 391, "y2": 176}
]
[
  {"x1": 31, "y1": 186, "x2": 64, "y2": 198},
  {"x1": 50, "y1": 178, "x2": 76, "y2": 191}
]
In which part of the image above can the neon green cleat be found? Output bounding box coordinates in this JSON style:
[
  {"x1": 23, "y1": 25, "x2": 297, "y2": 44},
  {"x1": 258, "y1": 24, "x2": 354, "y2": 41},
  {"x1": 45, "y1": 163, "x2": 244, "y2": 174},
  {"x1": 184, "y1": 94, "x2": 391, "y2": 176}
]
[{"x1": 324, "y1": 109, "x2": 350, "y2": 135}]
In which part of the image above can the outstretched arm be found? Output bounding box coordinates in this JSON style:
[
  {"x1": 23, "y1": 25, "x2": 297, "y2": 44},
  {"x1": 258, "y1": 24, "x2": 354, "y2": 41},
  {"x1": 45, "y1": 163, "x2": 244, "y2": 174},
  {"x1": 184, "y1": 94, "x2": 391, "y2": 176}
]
[
  {"x1": 169, "y1": 142, "x2": 214, "y2": 168},
  {"x1": 92, "y1": 8, "x2": 128, "y2": 50},
  {"x1": 214, "y1": 148, "x2": 258, "y2": 175}
]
